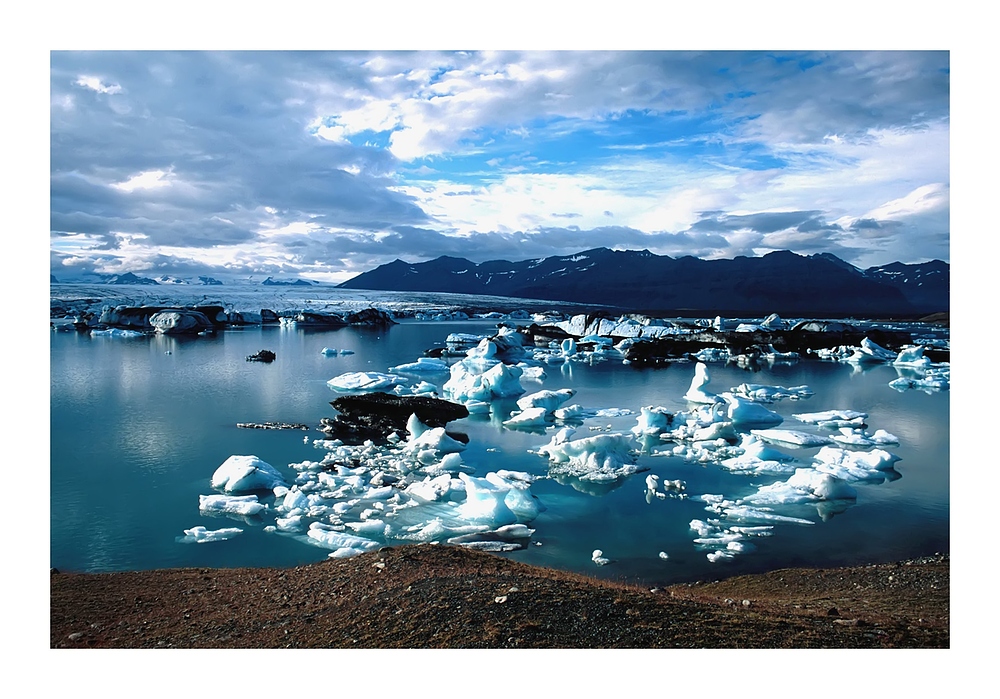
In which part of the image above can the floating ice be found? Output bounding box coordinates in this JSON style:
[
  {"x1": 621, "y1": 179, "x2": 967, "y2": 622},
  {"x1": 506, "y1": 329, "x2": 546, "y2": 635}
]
[
  {"x1": 812, "y1": 446, "x2": 901, "y2": 482},
  {"x1": 403, "y1": 414, "x2": 467, "y2": 454},
  {"x1": 199, "y1": 493, "x2": 266, "y2": 517},
  {"x1": 536, "y1": 428, "x2": 638, "y2": 482},
  {"x1": 592, "y1": 549, "x2": 610, "y2": 566},
  {"x1": 179, "y1": 526, "x2": 243, "y2": 543},
  {"x1": 503, "y1": 407, "x2": 550, "y2": 428},
  {"x1": 720, "y1": 393, "x2": 783, "y2": 428},
  {"x1": 893, "y1": 345, "x2": 932, "y2": 369},
  {"x1": 389, "y1": 357, "x2": 449, "y2": 373},
  {"x1": 750, "y1": 429, "x2": 834, "y2": 448},
  {"x1": 846, "y1": 338, "x2": 897, "y2": 364},
  {"x1": 443, "y1": 360, "x2": 525, "y2": 403},
  {"x1": 211, "y1": 455, "x2": 287, "y2": 493},
  {"x1": 90, "y1": 328, "x2": 146, "y2": 338},
  {"x1": 632, "y1": 406, "x2": 674, "y2": 435},
  {"x1": 684, "y1": 363, "x2": 718, "y2": 404},
  {"x1": 321, "y1": 347, "x2": 354, "y2": 356},
  {"x1": 792, "y1": 409, "x2": 868, "y2": 427},
  {"x1": 327, "y1": 371, "x2": 406, "y2": 392},
  {"x1": 306, "y1": 522, "x2": 381, "y2": 555},
  {"x1": 742, "y1": 468, "x2": 858, "y2": 505},
  {"x1": 730, "y1": 383, "x2": 813, "y2": 403},
  {"x1": 517, "y1": 388, "x2": 576, "y2": 412}
]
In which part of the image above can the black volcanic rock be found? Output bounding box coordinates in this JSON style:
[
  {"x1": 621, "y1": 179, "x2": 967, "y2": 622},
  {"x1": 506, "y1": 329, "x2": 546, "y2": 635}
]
[
  {"x1": 340, "y1": 248, "x2": 940, "y2": 317},
  {"x1": 322, "y1": 393, "x2": 469, "y2": 444},
  {"x1": 246, "y1": 350, "x2": 276, "y2": 363}
]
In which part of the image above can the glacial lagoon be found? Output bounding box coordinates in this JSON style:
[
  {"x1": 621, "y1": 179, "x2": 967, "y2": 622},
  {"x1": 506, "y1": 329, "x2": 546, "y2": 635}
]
[{"x1": 50, "y1": 316, "x2": 949, "y2": 586}]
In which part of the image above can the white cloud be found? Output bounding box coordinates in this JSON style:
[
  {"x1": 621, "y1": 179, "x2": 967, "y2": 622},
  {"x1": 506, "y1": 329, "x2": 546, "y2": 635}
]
[
  {"x1": 112, "y1": 170, "x2": 170, "y2": 192},
  {"x1": 75, "y1": 75, "x2": 122, "y2": 94}
]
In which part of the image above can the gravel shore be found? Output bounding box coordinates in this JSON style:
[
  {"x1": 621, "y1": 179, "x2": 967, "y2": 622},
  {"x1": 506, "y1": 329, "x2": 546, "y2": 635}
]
[{"x1": 50, "y1": 544, "x2": 948, "y2": 649}]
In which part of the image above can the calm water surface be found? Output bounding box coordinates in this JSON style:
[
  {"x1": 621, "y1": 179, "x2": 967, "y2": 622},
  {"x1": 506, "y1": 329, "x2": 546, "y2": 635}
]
[{"x1": 50, "y1": 320, "x2": 949, "y2": 585}]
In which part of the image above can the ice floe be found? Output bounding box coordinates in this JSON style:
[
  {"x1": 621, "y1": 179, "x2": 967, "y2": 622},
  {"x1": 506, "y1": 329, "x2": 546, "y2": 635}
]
[
  {"x1": 178, "y1": 526, "x2": 243, "y2": 543},
  {"x1": 327, "y1": 371, "x2": 407, "y2": 392},
  {"x1": 211, "y1": 455, "x2": 287, "y2": 493},
  {"x1": 683, "y1": 363, "x2": 718, "y2": 403}
]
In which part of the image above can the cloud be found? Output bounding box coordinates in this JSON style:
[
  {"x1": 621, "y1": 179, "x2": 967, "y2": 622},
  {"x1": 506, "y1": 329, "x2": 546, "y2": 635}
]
[{"x1": 50, "y1": 51, "x2": 949, "y2": 281}]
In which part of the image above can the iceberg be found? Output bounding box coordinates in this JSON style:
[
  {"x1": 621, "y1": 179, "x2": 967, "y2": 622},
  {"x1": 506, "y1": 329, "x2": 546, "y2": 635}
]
[
  {"x1": 327, "y1": 371, "x2": 406, "y2": 392},
  {"x1": 503, "y1": 407, "x2": 551, "y2": 429},
  {"x1": 178, "y1": 526, "x2": 243, "y2": 543},
  {"x1": 443, "y1": 360, "x2": 525, "y2": 403},
  {"x1": 199, "y1": 493, "x2": 266, "y2": 517},
  {"x1": 893, "y1": 345, "x2": 932, "y2": 369},
  {"x1": 749, "y1": 429, "x2": 834, "y2": 448},
  {"x1": 536, "y1": 428, "x2": 638, "y2": 482},
  {"x1": 211, "y1": 455, "x2": 287, "y2": 493},
  {"x1": 791, "y1": 410, "x2": 868, "y2": 428},
  {"x1": 631, "y1": 406, "x2": 674, "y2": 435},
  {"x1": 516, "y1": 388, "x2": 576, "y2": 412},
  {"x1": 812, "y1": 446, "x2": 901, "y2": 483},
  {"x1": 720, "y1": 393, "x2": 783, "y2": 428},
  {"x1": 683, "y1": 363, "x2": 718, "y2": 404},
  {"x1": 730, "y1": 383, "x2": 814, "y2": 403},
  {"x1": 742, "y1": 468, "x2": 858, "y2": 505},
  {"x1": 389, "y1": 357, "x2": 450, "y2": 374},
  {"x1": 846, "y1": 337, "x2": 897, "y2": 364}
]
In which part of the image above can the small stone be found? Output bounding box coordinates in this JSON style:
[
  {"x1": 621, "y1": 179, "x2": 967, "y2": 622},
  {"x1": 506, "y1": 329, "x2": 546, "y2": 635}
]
[
  {"x1": 68, "y1": 632, "x2": 84, "y2": 641},
  {"x1": 741, "y1": 599, "x2": 751, "y2": 607},
  {"x1": 494, "y1": 595, "x2": 508, "y2": 604},
  {"x1": 833, "y1": 618, "x2": 859, "y2": 626}
]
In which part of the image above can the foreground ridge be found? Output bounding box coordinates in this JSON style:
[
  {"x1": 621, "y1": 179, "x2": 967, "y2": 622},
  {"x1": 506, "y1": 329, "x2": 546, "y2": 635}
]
[{"x1": 50, "y1": 545, "x2": 948, "y2": 649}]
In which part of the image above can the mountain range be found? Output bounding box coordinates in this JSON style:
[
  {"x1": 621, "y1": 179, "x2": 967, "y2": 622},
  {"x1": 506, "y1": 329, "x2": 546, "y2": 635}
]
[{"x1": 339, "y1": 248, "x2": 949, "y2": 317}]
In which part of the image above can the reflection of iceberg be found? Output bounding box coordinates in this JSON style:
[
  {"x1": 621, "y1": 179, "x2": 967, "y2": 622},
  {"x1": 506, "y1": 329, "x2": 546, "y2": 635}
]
[{"x1": 550, "y1": 472, "x2": 627, "y2": 497}]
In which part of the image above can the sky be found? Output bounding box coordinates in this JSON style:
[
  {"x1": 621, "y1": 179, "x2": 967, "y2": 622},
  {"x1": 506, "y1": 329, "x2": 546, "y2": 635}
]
[{"x1": 50, "y1": 49, "x2": 949, "y2": 284}]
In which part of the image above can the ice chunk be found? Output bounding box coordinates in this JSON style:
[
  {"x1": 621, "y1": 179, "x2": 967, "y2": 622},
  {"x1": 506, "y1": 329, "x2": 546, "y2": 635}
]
[
  {"x1": 211, "y1": 455, "x2": 287, "y2": 493},
  {"x1": 792, "y1": 409, "x2": 868, "y2": 427},
  {"x1": 846, "y1": 337, "x2": 897, "y2": 364},
  {"x1": 179, "y1": 526, "x2": 243, "y2": 543},
  {"x1": 306, "y1": 522, "x2": 381, "y2": 552},
  {"x1": 750, "y1": 429, "x2": 834, "y2": 448},
  {"x1": 893, "y1": 345, "x2": 932, "y2": 368},
  {"x1": 503, "y1": 407, "x2": 550, "y2": 428},
  {"x1": 516, "y1": 388, "x2": 576, "y2": 412},
  {"x1": 812, "y1": 446, "x2": 901, "y2": 482},
  {"x1": 537, "y1": 429, "x2": 637, "y2": 481},
  {"x1": 389, "y1": 357, "x2": 449, "y2": 373},
  {"x1": 456, "y1": 473, "x2": 518, "y2": 527},
  {"x1": 730, "y1": 383, "x2": 813, "y2": 403},
  {"x1": 632, "y1": 406, "x2": 674, "y2": 435},
  {"x1": 684, "y1": 363, "x2": 718, "y2": 404},
  {"x1": 327, "y1": 371, "x2": 406, "y2": 392},
  {"x1": 403, "y1": 414, "x2": 467, "y2": 454},
  {"x1": 199, "y1": 494, "x2": 266, "y2": 517},
  {"x1": 592, "y1": 549, "x2": 610, "y2": 566},
  {"x1": 743, "y1": 468, "x2": 858, "y2": 505},
  {"x1": 720, "y1": 393, "x2": 783, "y2": 428}
]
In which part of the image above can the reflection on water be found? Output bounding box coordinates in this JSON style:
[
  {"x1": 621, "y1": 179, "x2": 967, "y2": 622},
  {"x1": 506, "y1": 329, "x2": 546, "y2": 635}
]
[{"x1": 50, "y1": 320, "x2": 949, "y2": 584}]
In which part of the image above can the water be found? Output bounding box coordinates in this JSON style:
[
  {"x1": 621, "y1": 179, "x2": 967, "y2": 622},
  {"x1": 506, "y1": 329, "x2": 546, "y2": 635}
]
[{"x1": 50, "y1": 319, "x2": 949, "y2": 585}]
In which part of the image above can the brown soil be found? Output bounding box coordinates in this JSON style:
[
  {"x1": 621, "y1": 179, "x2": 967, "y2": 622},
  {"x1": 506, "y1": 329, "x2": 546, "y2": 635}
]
[{"x1": 50, "y1": 544, "x2": 948, "y2": 649}]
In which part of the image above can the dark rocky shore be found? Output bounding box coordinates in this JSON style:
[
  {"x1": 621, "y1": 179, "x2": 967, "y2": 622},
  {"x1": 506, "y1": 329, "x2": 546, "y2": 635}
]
[{"x1": 50, "y1": 545, "x2": 948, "y2": 649}]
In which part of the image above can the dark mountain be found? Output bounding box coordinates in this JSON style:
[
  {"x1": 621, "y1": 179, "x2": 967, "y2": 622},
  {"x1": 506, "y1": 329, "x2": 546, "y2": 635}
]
[
  {"x1": 105, "y1": 272, "x2": 159, "y2": 285},
  {"x1": 340, "y1": 247, "x2": 948, "y2": 316},
  {"x1": 198, "y1": 276, "x2": 224, "y2": 285},
  {"x1": 262, "y1": 276, "x2": 315, "y2": 286},
  {"x1": 864, "y1": 260, "x2": 949, "y2": 314},
  {"x1": 51, "y1": 274, "x2": 59, "y2": 283}
]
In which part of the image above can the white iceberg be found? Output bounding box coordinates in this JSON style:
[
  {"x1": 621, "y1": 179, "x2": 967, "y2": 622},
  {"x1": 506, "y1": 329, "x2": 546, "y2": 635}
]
[
  {"x1": 791, "y1": 410, "x2": 868, "y2": 427},
  {"x1": 683, "y1": 363, "x2": 718, "y2": 404},
  {"x1": 516, "y1": 388, "x2": 576, "y2": 412},
  {"x1": 327, "y1": 371, "x2": 406, "y2": 392},
  {"x1": 179, "y1": 526, "x2": 243, "y2": 543},
  {"x1": 730, "y1": 383, "x2": 813, "y2": 403},
  {"x1": 742, "y1": 468, "x2": 858, "y2": 505},
  {"x1": 199, "y1": 493, "x2": 266, "y2": 517},
  {"x1": 536, "y1": 428, "x2": 637, "y2": 482},
  {"x1": 720, "y1": 393, "x2": 783, "y2": 428},
  {"x1": 389, "y1": 357, "x2": 450, "y2": 373},
  {"x1": 750, "y1": 429, "x2": 834, "y2": 448},
  {"x1": 211, "y1": 455, "x2": 287, "y2": 493}
]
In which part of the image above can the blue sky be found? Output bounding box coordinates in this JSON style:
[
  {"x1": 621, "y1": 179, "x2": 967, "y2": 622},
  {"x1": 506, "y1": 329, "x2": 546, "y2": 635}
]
[{"x1": 47, "y1": 39, "x2": 950, "y2": 283}]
